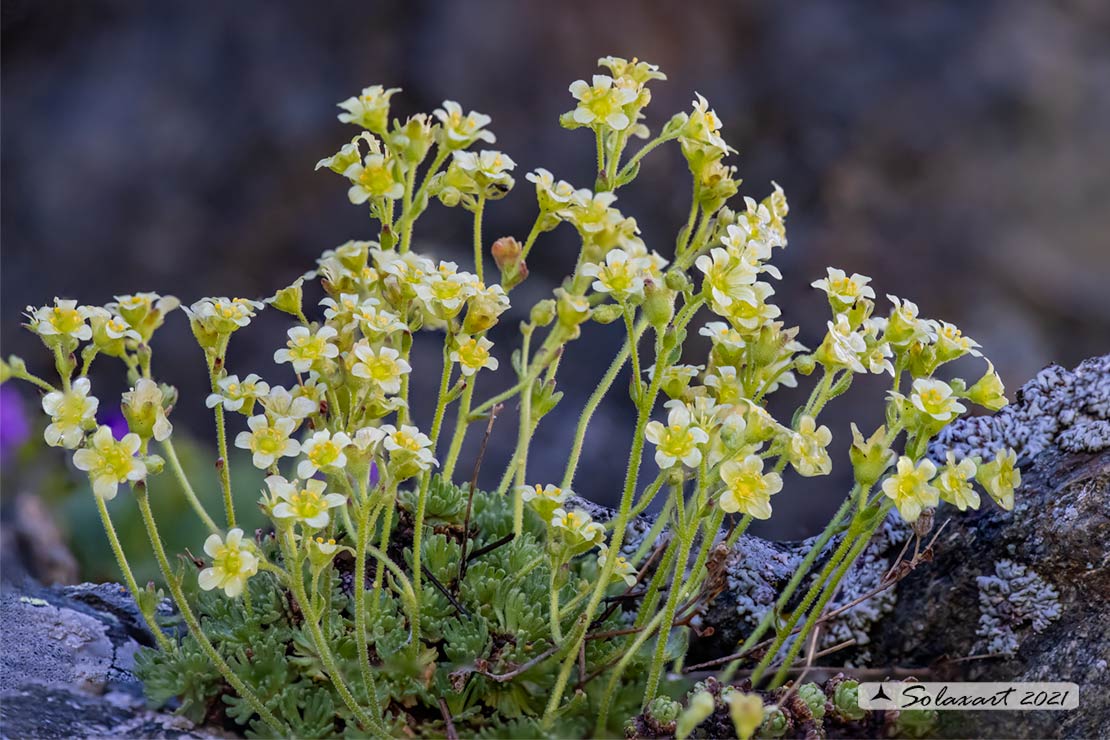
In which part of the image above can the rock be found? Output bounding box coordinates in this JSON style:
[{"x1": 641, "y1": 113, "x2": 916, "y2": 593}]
[
  {"x1": 611, "y1": 355, "x2": 1110, "y2": 738},
  {"x1": 866, "y1": 444, "x2": 1109, "y2": 739},
  {"x1": 0, "y1": 579, "x2": 221, "y2": 739}
]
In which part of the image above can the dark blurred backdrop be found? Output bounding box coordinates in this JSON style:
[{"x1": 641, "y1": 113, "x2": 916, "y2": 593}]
[{"x1": 3, "y1": 0, "x2": 1108, "y2": 539}]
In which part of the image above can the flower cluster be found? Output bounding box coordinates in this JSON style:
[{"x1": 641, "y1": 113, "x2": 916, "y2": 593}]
[{"x1": 6, "y1": 55, "x2": 1028, "y2": 738}]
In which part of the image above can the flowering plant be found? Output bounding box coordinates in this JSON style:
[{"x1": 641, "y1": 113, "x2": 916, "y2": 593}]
[{"x1": 3, "y1": 56, "x2": 1019, "y2": 738}]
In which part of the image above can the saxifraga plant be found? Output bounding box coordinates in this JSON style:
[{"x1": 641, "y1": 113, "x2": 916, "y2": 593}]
[{"x1": 4, "y1": 56, "x2": 1021, "y2": 738}]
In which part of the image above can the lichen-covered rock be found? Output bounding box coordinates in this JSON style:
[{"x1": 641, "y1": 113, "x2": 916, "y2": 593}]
[
  {"x1": 867, "y1": 443, "x2": 1109, "y2": 739},
  {"x1": 928, "y1": 354, "x2": 1110, "y2": 463},
  {"x1": 625, "y1": 355, "x2": 1109, "y2": 737},
  {"x1": 0, "y1": 579, "x2": 221, "y2": 739}
]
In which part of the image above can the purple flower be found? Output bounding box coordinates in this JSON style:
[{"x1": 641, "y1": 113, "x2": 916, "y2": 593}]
[
  {"x1": 0, "y1": 386, "x2": 31, "y2": 461},
  {"x1": 101, "y1": 409, "x2": 130, "y2": 440},
  {"x1": 369, "y1": 461, "x2": 380, "y2": 488}
]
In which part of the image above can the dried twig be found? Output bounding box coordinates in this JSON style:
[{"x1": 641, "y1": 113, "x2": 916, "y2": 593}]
[
  {"x1": 438, "y1": 697, "x2": 459, "y2": 740},
  {"x1": 457, "y1": 404, "x2": 502, "y2": 586},
  {"x1": 465, "y1": 533, "x2": 514, "y2": 563},
  {"x1": 685, "y1": 521, "x2": 951, "y2": 673},
  {"x1": 422, "y1": 565, "x2": 470, "y2": 617}
]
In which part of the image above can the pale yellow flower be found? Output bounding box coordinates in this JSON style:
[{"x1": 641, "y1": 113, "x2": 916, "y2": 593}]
[
  {"x1": 788, "y1": 416, "x2": 833, "y2": 477},
  {"x1": 568, "y1": 75, "x2": 638, "y2": 130},
  {"x1": 25, "y1": 299, "x2": 94, "y2": 343},
  {"x1": 297, "y1": 430, "x2": 352, "y2": 479},
  {"x1": 337, "y1": 85, "x2": 400, "y2": 132},
  {"x1": 598, "y1": 546, "x2": 637, "y2": 587},
  {"x1": 882, "y1": 456, "x2": 939, "y2": 523},
  {"x1": 433, "y1": 100, "x2": 495, "y2": 148},
  {"x1": 266, "y1": 475, "x2": 346, "y2": 529},
  {"x1": 910, "y1": 378, "x2": 966, "y2": 423},
  {"x1": 351, "y1": 344, "x2": 411, "y2": 395},
  {"x1": 977, "y1": 448, "x2": 1021, "y2": 511},
  {"x1": 644, "y1": 403, "x2": 710, "y2": 469},
  {"x1": 234, "y1": 415, "x2": 300, "y2": 469},
  {"x1": 450, "y1": 335, "x2": 499, "y2": 377},
  {"x1": 811, "y1": 268, "x2": 875, "y2": 308},
  {"x1": 206, "y1": 374, "x2": 269, "y2": 414},
  {"x1": 198, "y1": 528, "x2": 258, "y2": 598},
  {"x1": 274, "y1": 326, "x2": 339, "y2": 373},
  {"x1": 936, "y1": 452, "x2": 980, "y2": 511},
  {"x1": 72, "y1": 426, "x2": 146, "y2": 500},
  {"x1": 719, "y1": 454, "x2": 782, "y2": 519},
  {"x1": 41, "y1": 377, "x2": 98, "y2": 448}
]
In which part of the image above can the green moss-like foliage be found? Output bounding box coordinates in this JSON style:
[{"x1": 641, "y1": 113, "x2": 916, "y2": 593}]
[{"x1": 135, "y1": 477, "x2": 647, "y2": 737}]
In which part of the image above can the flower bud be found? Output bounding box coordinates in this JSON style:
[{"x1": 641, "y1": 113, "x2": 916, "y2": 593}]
[
  {"x1": 849, "y1": 423, "x2": 894, "y2": 486},
  {"x1": 728, "y1": 692, "x2": 764, "y2": 740},
  {"x1": 142, "y1": 454, "x2": 165, "y2": 476},
  {"x1": 462, "y1": 289, "x2": 510, "y2": 335},
  {"x1": 529, "y1": 299, "x2": 556, "y2": 327},
  {"x1": 1, "y1": 356, "x2": 20, "y2": 384},
  {"x1": 389, "y1": 114, "x2": 434, "y2": 165},
  {"x1": 661, "y1": 112, "x2": 690, "y2": 138},
  {"x1": 122, "y1": 378, "x2": 173, "y2": 442},
  {"x1": 555, "y1": 289, "x2": 591, "y2": 330},
  {"x1": 907, "y1": 341, "x2": 939, "y2": 378},
  {"x1": 643, "y1": 280, "x2": 676, "y2": 328},
  {"x1": 967, "y1": 361, "x2": 1008, "y2": 411},
  {"x1": 795, "y1": 353, "x2": 816, "y2": 376},
  {"x1": 267, "y1": 278, "x2": 305, "y2": 318},
  {"x1": 591, "y1": 304, "x2": 623, "y2": 325},
  {"x1": 491, "y1": 236, "x2": 529, "y2": 290}
]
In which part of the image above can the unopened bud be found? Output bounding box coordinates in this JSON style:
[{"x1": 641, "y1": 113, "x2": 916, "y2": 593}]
[
  {"x1": 555, "y1": 289, "x2": 590, "y2": 329},
  {"x1": 849, "y1": 423, "x2": 894, "y2": 486},
  {"x1": 967, "y1": 361, "x2": 1008, "y2": 411},
  {"x1": 491, "y1": 236, "x2": 529, "y2": 290},
  {"x1": 530, "y1": 299, "x2": 556, "y2": 327},
  {"x1": 267, "y1": 278, "x2": 305, "y2": 318},
  {"x1": 592, "y1": 304, "x2": 623, "y2": 325},
  {"x1": 643, "y1": 280, "x2": 676, "y2": 328}
]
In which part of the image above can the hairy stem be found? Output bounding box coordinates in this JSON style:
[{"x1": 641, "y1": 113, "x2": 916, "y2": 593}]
[
  {"x1": 95, "y1": 496, "x2": 173, "y2": 651},
  {"x1": 134, "y1": 488, "x2": 289, "y2": 737},
  {"x1": 161, "y1": 438, "x2": 219, "y2": 534}
]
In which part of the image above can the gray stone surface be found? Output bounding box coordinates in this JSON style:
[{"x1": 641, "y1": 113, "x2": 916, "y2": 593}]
[{"x1": 0, "y1": 580, "x2": 219, "y2": 739}]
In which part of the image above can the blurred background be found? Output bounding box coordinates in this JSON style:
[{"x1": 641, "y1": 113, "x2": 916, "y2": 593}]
[{"x1": 2, "y1": 0, "x2": 1108, "y2": 582}]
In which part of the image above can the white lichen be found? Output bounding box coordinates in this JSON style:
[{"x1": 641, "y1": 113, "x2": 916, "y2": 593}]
[
  {"x1": 974, "y1": 559, "x2": 1061, "y2": 658},
  {"x1": 929, "y1": 354, "x2": 1110, "y2": 463}
]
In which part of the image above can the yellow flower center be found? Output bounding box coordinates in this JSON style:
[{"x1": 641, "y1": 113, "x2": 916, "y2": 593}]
[
  {"x1": 367, "y1": 357, "x2": 398, "y2": 382},
  {"x1": 254, "y1": 428, "x2": 285, "y2": 455},
  {"x1": 393, "y1": 432, "x2": 421, "y2": 452},
  {"x1": 358, "y1": 164, "x2": 394, "y2": 192},
  {"x1": 661, "y1": 427, "x2": 697, "y2": 458},
  {"x1": 289, "y1": 488, "x2": 327, "y2": 519},
  {"x1": 458, "y1": 340, "x2": 488, "y2": 368},
  {"x1": 98, "y1": 442, "x2": 135, "y2": 481},
  {"x1": 309, "y1": 442, "x2": 339, "y2": 466},
  {"x1": 729, "y1": 471, "x2": 760, "y2": 500},
  {"x1": 214, "y1": 545, "x2": 244, "y2": 576},
  {"x1": 49, "y1": 307, "x2": 84, "y2": 334},
  {"x1": 56, "y1": 393, "x2": 89, "y2": 426}
]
